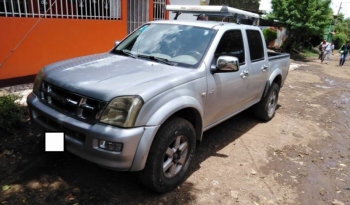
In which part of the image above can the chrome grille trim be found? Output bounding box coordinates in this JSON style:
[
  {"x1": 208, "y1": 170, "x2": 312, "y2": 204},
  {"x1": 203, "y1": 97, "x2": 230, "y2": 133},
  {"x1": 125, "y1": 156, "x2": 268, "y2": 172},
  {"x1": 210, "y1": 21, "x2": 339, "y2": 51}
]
[{"x1": 39, "y1": 81, "x2": 107, "y2": 124}]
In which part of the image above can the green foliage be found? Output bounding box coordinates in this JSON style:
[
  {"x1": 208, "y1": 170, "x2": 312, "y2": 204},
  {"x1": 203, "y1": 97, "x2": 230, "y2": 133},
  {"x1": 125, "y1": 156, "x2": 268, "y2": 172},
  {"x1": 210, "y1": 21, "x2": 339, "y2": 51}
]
[
  {"x1": 269, "y1": 0, "x2": 332, "y2": 34},
  {"x1": 268, "y1": 0, "x2": 332, "y2": 51},
  {"x1": 0, "y1": 95, "x2": 23, "y2": 134},
  {"x1": 301, "y1": 48, "x2": 319, "y2": 58},
  {"x1": 335, "y1": 22, "x2": 349, "y2": 35},
  {"x1": 337, "y1": 13, "x2": 345, "y2": 22},
  {"x1": 335, "y1": 15, "x2": 350, "y2": 37},
  {"x1": 333, "y1": 33, "x2": 347, "y2": 49},
  {"x1": 2, "y1": 185, "x2": 11, "y2": 191},
  {"x1": 263, "y1": 28, "x2": 278, "y2": 45}
]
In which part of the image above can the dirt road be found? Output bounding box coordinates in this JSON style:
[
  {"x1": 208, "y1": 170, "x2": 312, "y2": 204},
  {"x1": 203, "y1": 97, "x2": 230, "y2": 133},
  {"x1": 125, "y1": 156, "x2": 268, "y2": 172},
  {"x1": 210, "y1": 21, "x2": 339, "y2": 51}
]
[{"x1": 1, "y1": 53, "x2": 350, "y2": 205}]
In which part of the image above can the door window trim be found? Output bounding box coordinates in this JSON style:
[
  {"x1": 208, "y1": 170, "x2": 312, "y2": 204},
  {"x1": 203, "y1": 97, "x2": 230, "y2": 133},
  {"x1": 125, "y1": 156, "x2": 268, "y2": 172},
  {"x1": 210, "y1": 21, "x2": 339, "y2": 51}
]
[
  {"x1": 246, "y1": 29, "x2": 265, "y2": 63},
  {"x1": 214, "y1": 29, "x2": 246, "y2": 66}
]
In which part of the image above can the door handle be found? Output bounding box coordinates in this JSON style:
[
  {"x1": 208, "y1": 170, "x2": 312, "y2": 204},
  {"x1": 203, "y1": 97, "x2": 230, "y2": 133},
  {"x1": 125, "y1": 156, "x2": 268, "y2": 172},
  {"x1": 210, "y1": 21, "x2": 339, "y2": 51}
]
[
  {"x1": 261, "y1": 65, "x2": 268, "y2": 72},
  {"x1": 240, "y1": 70, "x2": 249, "y2": 78}
]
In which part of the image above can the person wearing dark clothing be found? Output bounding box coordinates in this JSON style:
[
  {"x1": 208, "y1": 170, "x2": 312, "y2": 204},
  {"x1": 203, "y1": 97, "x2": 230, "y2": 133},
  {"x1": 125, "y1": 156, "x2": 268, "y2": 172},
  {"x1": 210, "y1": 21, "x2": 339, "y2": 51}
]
[{"x1": 339, "y1": 41, "x2": 350, "y2": 66}]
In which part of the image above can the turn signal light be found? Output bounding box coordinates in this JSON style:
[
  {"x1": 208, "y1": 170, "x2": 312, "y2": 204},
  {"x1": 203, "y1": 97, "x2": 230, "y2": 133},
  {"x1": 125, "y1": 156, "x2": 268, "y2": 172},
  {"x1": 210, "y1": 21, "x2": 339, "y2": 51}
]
[{"x1": 98, "y1": 140, "x2": 123, "y2": 152}]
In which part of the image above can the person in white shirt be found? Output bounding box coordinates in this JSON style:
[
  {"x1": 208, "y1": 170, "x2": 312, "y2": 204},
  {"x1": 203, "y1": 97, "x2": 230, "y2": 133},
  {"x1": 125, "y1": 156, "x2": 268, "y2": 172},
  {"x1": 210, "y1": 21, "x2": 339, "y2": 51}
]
[
  {"x1": 319, "y1": 39, "x2": 327, "y2": 60},
  {"x1": 321, "y1": 40, "x2": 331, "y2": 64},
  {"x1": 331, "y1": 42, "x2": 335, "y2": 55}
]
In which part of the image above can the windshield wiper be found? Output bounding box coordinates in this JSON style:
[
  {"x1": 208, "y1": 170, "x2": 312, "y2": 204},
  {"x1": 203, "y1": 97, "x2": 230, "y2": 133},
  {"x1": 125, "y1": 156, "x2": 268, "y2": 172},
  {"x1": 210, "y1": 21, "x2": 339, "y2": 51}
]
[
  {"x1": 122, "y1": 50, "x2": 138, "y2": 59},
  {"x1": 138, "y1": 54, "x2": 175, "y2": 66}
]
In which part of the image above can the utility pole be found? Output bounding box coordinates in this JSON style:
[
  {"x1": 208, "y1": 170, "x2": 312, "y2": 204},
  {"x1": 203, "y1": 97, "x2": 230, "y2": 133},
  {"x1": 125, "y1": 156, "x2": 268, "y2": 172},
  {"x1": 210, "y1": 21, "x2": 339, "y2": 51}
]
[{"x1": 333, "y1": 2, "x2": 342, "y2": 33}]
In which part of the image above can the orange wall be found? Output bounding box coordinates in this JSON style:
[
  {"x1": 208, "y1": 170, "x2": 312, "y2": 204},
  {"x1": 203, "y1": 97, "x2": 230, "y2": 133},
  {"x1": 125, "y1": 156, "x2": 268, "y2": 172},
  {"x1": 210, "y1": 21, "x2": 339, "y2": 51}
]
[{"x1": 0, "y1": 0, "x2": 128, "y2": 80}]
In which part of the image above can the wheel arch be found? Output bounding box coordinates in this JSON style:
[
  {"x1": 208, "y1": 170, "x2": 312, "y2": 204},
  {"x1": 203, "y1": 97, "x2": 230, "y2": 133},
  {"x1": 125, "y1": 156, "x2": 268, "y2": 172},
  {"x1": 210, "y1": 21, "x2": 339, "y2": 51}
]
[
  {"x1": 269, "y1": 68, "x2": 283, "y2": 87},
  {"x1": 272, "y1": 74, "x2": 282, "y2": 88},
  {"x1": 262, "y1": 69, "x2": 283, "y2": 99},
  {"x1": 130, "y1": 97, "x2": 204, "y2": 171}
]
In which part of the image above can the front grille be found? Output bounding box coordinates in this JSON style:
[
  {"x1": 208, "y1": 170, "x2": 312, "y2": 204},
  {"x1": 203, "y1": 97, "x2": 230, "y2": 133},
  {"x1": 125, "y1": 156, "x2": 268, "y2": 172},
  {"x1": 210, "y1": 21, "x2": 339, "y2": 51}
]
[
  {"x1": 37, "y1": 115, "x2": 86, "y2": 143},
  {"x1": 39, "y1": 81, "x2": 107, "y2": 124}
]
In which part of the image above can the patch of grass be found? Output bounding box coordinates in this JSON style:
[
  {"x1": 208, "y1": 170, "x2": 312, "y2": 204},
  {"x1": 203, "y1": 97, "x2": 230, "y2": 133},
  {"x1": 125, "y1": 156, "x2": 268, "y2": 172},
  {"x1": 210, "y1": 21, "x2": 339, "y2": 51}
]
[
  {"x1": 0, "y1": 94, "x2": 24, "y2": 134},
  {"x1": 300, "y1": 48, "x2": 319, "y2": 58}
]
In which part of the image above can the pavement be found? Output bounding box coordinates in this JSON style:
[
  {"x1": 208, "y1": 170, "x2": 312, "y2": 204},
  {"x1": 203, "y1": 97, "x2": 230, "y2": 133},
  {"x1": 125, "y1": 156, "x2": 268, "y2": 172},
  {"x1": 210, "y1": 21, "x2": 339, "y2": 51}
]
[{"x1": 0, "y1": 83, "x2": 33, "y2": 105}]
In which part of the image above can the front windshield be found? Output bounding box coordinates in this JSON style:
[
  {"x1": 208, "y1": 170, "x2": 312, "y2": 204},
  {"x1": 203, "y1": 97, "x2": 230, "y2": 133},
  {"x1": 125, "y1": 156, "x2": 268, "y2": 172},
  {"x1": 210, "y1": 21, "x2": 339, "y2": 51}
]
[{"x1": 112, "y1": 23, "x2": 216, "y2": 67}]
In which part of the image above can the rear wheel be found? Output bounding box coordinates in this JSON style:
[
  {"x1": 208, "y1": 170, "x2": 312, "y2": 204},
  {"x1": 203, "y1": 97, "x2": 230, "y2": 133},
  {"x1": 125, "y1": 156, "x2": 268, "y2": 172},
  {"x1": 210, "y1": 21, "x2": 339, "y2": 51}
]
[
  {"x1": 254, "y1": 82, "x2": 280, "y2": 121},
  {"x1": 138, "y1": 117, "x2": 196, "y2": 193}
]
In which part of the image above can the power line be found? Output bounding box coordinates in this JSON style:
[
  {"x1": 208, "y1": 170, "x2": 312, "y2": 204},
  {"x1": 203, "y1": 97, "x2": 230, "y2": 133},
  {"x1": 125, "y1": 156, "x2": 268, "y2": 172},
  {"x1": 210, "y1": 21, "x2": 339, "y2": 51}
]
[{"x1": 0, "y1": 1, "x2": 58, "y2": 68}]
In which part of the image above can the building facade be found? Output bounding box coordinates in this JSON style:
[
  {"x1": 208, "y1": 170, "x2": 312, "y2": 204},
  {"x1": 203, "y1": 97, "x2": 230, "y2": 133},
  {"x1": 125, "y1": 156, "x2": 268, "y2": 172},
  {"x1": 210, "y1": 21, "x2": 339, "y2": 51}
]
[{"x1": 0, "y1": 0, "x2": 202, "y2": 87}]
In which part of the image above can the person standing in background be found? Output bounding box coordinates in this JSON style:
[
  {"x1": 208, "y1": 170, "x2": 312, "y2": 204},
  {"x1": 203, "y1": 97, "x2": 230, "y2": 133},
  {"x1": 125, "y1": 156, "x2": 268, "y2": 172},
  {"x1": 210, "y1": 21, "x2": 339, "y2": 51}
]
[
  {"x1": 331, "y1": 42, "x2": 335, "y2": 55},
  {"x1": 339, "y1": 41, "x2": 350, "y2": 66},
  {"x1": 319, "y1": 39, "x2": 329, "y2": 62},
  {"x1": 323, "y1": 42, "x2": 332, "y2": 64},
  {"x1": 320, "y1": 40, "x2": 331, "y2": 63}
]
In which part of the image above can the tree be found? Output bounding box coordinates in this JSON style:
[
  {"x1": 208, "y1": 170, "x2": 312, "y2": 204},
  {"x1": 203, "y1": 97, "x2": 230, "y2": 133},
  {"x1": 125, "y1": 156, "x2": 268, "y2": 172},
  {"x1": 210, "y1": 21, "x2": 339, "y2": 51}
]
[
  {"x1": 334, "y1": 13, "x2": 350, "y2": 38},
  {"x1": 267, "y1": 0, "x2": 333, "y2": 51},
  {"x1": 263, "y1": 28, "x2": 278, "y2": 46},
  {"x1": 333, "y1": 33, "x2": 347, "y2": 49}
]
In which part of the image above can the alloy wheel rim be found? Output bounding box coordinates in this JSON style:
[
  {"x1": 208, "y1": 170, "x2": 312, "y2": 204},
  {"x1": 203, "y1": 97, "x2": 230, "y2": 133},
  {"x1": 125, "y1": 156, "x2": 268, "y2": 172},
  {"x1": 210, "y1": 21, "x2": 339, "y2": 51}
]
[
  {"x1": 163, "y1": 135, "x2": 189, "y2": 178},
  {"x1": 268, "y1": 91, "x2": 277, "y2": 117}
]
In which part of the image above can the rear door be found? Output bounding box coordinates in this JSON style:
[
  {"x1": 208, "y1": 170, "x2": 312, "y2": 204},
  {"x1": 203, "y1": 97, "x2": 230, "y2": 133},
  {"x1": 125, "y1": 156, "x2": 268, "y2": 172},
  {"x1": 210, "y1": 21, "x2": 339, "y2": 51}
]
[
  {"x1": 242, "y1": 29, "x2": 269, "y2": 108},
  {"x1": 204, "y1": 29, "x2": 249, "y2": 127}
]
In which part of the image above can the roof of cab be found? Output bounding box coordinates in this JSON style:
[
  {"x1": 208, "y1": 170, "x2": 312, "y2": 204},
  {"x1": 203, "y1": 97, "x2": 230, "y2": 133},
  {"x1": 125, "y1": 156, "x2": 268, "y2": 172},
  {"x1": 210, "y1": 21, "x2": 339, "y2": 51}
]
[{"x1": 149, "y1": 20, "x2": 258, "y2": 30}]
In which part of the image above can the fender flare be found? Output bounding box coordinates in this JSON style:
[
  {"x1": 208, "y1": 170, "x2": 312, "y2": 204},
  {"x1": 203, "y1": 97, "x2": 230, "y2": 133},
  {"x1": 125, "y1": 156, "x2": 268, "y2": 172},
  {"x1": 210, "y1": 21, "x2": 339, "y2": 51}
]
[
  {"x1": 146, "y1": 96, "x2": 204, "y2": 126},
  {"x1": 130, "y1": 96, "x2": 204, "y2": 171},
  {"x1": 268, "y1": 68, "x2": 282, "y2": 87},
  {"x1": 261, "y1": 69, "x2": 282, "y2": 99}
]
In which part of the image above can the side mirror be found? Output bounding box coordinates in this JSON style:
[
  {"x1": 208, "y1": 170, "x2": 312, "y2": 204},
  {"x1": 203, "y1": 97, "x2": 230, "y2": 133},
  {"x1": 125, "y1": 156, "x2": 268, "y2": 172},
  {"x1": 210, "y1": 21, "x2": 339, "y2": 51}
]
[
  {"x1": 211, "y1": 56, "x2": 240, "y2": 73},
  {"x1": 114, "y1": 41, "x2": 121, "y2": 47}
]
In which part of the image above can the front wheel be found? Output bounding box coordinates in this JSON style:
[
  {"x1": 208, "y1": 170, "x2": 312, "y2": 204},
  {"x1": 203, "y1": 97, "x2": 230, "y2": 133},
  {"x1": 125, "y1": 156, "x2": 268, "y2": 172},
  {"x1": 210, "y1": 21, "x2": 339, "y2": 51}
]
[
  {"x1": 138, "y1": 117, "x2": 196, "y2": 193},
  {"x1": 254, "y1": 82, "x2": 280, "y2": 121}
]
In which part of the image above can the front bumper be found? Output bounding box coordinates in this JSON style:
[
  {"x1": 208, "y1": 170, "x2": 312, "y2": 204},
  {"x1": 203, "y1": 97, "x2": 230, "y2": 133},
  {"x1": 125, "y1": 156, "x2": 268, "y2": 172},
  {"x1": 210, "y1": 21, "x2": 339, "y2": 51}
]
[{"x1": 27, "y1": 93, "x2": 156, "y2": 171}]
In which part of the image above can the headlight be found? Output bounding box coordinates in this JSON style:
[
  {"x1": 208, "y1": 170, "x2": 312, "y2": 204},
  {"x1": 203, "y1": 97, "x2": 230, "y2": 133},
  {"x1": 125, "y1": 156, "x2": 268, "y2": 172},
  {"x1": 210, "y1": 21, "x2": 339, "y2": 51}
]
[
  {"x1": 99, "y1": 96, "x2": 143, "y2": 127},
  {"x1": 33, "y1": 68, "x2": 44, "y2": 97}
]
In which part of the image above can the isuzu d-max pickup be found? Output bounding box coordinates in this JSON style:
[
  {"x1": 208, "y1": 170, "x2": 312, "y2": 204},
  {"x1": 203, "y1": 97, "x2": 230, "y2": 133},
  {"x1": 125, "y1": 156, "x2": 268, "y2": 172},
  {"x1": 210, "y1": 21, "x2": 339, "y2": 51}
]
[{"x1": 27, "y1": 18, "x2": 289, "y2": 192}]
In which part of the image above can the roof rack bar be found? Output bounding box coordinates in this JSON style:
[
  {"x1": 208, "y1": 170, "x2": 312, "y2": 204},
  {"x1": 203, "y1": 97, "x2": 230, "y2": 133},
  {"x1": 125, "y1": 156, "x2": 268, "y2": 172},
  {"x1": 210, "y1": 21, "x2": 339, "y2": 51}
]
[
  {"x1": 166, "y1": 5, "x2": 260, "y2": 21},
  {"x1": 173, "y1": 12, "x2": 181, "y2": 20}
]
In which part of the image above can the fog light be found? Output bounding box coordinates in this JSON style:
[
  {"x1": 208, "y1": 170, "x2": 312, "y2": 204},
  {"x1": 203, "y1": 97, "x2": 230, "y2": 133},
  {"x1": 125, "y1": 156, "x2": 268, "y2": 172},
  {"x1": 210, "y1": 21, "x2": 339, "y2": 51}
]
[{"x1": 99, "y1": 140, "x2": 123, "y2": 152}]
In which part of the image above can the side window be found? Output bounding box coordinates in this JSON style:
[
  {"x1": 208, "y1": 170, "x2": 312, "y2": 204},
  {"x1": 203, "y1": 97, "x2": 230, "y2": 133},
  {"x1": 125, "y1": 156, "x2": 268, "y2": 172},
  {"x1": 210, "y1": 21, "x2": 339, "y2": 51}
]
[
  {"x1": 246, "y1": 30, "x2": 265, "y2": 62},
  {"x1": 214, "y1": 30, "x2": 245, "y2": 65}
]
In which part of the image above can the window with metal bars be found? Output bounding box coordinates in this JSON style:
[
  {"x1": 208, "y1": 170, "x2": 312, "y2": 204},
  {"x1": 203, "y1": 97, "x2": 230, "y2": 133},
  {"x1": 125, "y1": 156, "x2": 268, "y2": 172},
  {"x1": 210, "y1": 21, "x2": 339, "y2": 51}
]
[
  {"x1": 0, "y1": 0, "x2": 121, "y2": 20},
  {"x1": 126, "y1": 0, "x2": 166, "y2": 34},
  {"x1": 153, "y1": 0, "x2": 165, "y2": 21},
  {"x1": 127, "y1": 0, "x2": 149, "y2": 34}
]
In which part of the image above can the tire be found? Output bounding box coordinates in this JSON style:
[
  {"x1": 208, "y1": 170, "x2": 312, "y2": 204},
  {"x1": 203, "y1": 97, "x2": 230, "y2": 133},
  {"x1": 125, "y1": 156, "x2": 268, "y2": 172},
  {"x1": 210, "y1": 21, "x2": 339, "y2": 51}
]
[
  {"x1": 138, "y1": 117, "x2": 196, "y2": 193},
  {"x1": 254, "y1": 82, "x2": 280, "y2": 121}
]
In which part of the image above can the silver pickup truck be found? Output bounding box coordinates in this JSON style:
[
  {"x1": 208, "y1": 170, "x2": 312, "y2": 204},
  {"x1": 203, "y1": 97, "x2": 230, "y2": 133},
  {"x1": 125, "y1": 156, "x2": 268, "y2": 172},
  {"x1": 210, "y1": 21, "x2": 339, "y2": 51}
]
[{"x1": 27, "y1": 20, "x2": 289, "y2": 193}]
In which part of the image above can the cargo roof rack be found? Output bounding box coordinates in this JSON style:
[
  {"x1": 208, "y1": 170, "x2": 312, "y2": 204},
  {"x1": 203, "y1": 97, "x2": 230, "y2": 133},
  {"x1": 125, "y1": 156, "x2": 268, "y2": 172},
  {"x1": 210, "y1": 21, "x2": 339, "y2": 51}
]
[{"x1": 165, "y1": 5, "x2": 261, "y2": 26}]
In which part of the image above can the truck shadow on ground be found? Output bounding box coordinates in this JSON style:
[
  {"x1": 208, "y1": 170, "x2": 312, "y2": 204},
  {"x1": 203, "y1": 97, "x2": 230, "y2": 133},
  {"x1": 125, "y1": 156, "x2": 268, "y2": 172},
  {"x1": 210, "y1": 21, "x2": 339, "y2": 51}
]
[{"x1": 1, "y1": 108, "x2": 277, "y2": 205}]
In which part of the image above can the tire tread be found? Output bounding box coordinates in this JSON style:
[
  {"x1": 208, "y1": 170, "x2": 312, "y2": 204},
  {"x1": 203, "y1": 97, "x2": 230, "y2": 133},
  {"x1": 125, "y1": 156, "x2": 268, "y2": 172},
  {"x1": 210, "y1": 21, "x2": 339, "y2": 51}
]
[
  {"x1": 138, "y1": 117, "x2": 195, "y2": 193},
  {"x1": 254, "y1": 82, "x2": 280, "y2": 121}
]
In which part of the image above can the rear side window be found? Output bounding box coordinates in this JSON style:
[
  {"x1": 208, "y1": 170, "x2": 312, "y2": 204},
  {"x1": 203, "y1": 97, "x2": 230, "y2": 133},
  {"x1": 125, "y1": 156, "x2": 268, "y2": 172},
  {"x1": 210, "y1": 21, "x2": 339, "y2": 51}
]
[
  {"x1": 246, "y1": 30, "x2": 265, "y2": 62},
  {"x1": 214, "y1": 30, "x2": 245, "y2": 65}
]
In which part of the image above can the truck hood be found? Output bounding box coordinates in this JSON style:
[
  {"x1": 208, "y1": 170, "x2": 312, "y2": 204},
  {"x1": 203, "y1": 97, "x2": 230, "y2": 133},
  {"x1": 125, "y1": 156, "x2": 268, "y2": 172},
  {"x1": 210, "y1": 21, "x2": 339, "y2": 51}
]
[{"x1": 43, "y1": 53, "x2": 203, "y2": 102}]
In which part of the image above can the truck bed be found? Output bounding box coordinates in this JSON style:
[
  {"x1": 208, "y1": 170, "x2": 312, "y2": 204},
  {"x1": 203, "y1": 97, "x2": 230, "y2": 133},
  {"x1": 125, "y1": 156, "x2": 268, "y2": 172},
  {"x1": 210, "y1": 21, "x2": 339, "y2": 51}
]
[
  {"x1": 268, "y1": 52, "x2": 290, "y2": 61},
  {"x1": 267, "y1": 52, "x2": 290, "y2": 88}
]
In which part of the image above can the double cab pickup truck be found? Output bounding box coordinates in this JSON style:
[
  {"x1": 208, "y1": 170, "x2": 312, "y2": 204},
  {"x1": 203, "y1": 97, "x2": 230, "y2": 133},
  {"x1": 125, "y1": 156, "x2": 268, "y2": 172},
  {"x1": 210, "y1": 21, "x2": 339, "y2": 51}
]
[{"x1": 27, "y1": 19, "x2": 290, "y2": 192}]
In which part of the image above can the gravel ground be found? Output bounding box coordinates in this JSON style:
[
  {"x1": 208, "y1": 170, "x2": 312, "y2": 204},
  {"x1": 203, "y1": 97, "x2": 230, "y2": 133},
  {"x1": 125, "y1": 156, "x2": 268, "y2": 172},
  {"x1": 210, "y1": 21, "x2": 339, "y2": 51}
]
[
  {"x1": 1, "y1": 53, "x2": 350, "y2": 205},
  {"x1": 0, "y1": 83, "x2": 33, "y2": 105}
]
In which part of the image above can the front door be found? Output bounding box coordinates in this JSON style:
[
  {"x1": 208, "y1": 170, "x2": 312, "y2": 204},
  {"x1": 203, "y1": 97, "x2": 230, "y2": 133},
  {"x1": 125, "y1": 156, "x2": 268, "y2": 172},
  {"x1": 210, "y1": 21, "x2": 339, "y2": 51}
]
[{"x1": 204, "y1": 29, "x2": 250, "y2": 128}]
